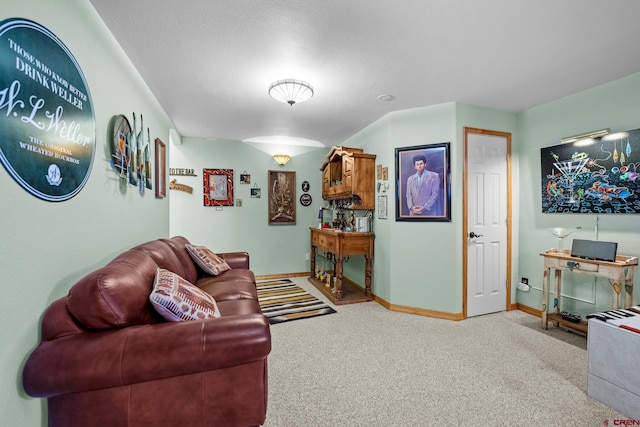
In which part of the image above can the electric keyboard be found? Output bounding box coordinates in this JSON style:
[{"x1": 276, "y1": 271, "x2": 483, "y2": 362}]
[{"x1": 587, "y1": 306, "x2": 640, "y2": 333}]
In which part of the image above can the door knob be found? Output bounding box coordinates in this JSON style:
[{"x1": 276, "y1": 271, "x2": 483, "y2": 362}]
[{"x1": 469, "y1": 231, "x2": 483, "y2": 238}]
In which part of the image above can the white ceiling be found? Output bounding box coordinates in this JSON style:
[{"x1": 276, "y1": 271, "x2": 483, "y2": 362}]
[{"x1": 89, "y1": 0, "x2": 640, "y2": 147}]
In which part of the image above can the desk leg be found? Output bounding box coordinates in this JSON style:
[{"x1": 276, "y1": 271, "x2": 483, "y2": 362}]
[
  {"x1": 310, "y1": 245, "x2": 316, "y2": 278},
  {"x1": 612, "y1": 274, "x2": 623, "y2": 310},
  {"x1": 625, "y1": 270, "x2": 635, "y2": 309},
  {"x1": 334, "y1": 256, "x2": 343, "y2": 300},
  {"x1": 364, "y1": 255, "x2": 373, "y2": 297},
  {"x1": 541, "y1": 268, "x2": 549, "y2": 330},
  {"x1": 552, "y1": 270, "x2": 561, "y2": 327}
]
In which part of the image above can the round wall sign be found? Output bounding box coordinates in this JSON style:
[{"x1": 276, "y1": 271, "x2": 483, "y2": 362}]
[
  {"x1": 300, "y1": 193, "x2": 312, "y2": 206},
  {"x1": 0, "y1": 18, "x2": 95, "y2": 201}
]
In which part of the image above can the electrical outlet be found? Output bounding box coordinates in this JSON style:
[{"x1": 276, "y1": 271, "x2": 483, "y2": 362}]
[
  {"x1": 521, "y1": 277, "x2": 528, "y2": 285},
  {"x1": 305, "y1": 253, "x2": 310, "y2": 261}
]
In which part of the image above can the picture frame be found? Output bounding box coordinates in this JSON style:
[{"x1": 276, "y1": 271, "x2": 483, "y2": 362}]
[
  {"x1": 154, "y1": 138, "x2": 166, "y2": 198},
  {"x1": 203, "y1": 168, "x2": 234, "y2": 206},
  {"x1": 268, "y1": 170, "x2": 296, "y2": 225},
  {"x1": 395, "y1": 142, "x2": 451, "y2": 222},
  {"x1": 240, "y1": 173, "x2": 251, "y2": 184}
]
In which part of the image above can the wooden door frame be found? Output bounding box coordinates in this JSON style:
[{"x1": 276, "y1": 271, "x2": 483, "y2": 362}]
[{"x1": 463, "y1": 127, "x2": 514, "y2": 318}]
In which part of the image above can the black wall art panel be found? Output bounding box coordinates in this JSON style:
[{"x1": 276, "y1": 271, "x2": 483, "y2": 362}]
[{"x1": 541, "y1": 128, "x2": 640, "y2": 214}]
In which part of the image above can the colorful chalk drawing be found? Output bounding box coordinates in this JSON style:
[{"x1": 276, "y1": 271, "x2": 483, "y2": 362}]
[{"x1": 540, "y1": 128, "x2": 640, "y2": 214}]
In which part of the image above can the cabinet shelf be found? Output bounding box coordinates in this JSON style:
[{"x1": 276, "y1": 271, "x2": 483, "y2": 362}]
[{"x1": 321, "y1": 146, "x2": 376, "y2": 210}]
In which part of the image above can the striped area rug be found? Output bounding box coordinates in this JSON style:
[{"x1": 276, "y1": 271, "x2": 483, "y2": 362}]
[{"x1": 257, "y1": 279, "x2": 336, "y2": 324}]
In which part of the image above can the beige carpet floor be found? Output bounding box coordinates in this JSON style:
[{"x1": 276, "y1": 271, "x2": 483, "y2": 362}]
[{"x1": 264, "y1": 277, "x2": 627, "y2": 426}]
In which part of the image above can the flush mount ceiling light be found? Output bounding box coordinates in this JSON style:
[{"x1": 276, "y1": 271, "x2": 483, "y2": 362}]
[
  {"x1": 268, "y1": 79, "x2": 314, "y2": 106},
  {"x1": 272, "y1": 154, "x2": 291, "y2": 165}
]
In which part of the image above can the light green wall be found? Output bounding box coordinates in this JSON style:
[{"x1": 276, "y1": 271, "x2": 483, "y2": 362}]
[
  {"x1": 342, "y1": 103, "x2": 518, "y2": 313},
  {"x1": 516, "y1": 73, "x2": 640, "y2": 314},
  {"x1": 168, "y1": 137, "x2": 329, "y2": 276},
  {"x1": 4, "y1": 1, "x2": 640, "y2": 426},
  {"x1": 1, "y1": 1, "x2": 174, "y2": 425}
]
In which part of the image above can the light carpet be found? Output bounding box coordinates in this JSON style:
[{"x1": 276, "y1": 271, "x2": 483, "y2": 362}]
[
  {"x1": 264, "y1": 277, "x2": 627, "y2": 426},
  {"x1": 257, "y1": 278, "x2": 337, "y2": 324}
]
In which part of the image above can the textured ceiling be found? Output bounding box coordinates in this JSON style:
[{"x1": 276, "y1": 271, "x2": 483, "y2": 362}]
[{"x1": 89, "y1": 0, "x2": 640, "y2": 147}]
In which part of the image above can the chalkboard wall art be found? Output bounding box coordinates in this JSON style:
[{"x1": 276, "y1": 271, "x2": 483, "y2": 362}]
[
  {"x1": 0, "y1": 18, "x2": 95, "y2": 201},
  {"x1": 541, "y1": 128, "x2": 640, "y2": 214}
]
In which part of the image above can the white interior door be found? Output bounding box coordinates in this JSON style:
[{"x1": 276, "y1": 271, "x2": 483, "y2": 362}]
[{"x1": 466, "y1": 130, "x2": 509, "y2": 317}]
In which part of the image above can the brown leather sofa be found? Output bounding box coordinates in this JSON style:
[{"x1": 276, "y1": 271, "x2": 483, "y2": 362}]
[{"x1": 23, "y1": 236, "x2": 271, "y2": 427}]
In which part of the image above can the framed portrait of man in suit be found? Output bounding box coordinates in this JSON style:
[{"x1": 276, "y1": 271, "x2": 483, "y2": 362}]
[{"x1": 395, "y1": 142, "x2": 451, "y2": 222}]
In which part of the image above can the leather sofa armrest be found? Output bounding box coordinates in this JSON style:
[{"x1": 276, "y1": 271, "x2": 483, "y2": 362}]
[
  {"x1": 23, "y1": 314, "x2": 271, "y2": 398},
  {"x1": 218, "y1": 252, "x2": 250, "y2": 269}
]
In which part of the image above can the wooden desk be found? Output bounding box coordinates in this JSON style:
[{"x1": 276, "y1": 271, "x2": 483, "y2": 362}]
[
  {"x1": 309, "y1": 228, "x2": 374, "y2": 305},
  {"x1": 540, "y1": 249, "x2": 638, "y2": 332}
]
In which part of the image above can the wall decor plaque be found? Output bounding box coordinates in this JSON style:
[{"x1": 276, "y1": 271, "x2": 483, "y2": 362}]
[
  {"x1": 155, "y1": 138, "x2": 166, "y2": 198},
  {"x1": 0, "y1": 18, "x2": 95, "y2": 201},
  {"x1": 300, "y1": 193, "x2": 312, "y2": 206},
  {"x1": 203, "y1": 168, "x2": 233, "y2": 206},
  {"x1": 268, "y1": 170, "x2": 296, "y2": 224},
  {"x1": 541, "y1": 128, "x2": 640, "y2": 214}
]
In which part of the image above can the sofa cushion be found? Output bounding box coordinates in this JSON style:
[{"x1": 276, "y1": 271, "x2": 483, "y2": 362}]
[
  {"x1": 215, "y1": 299, "x2": 263, "y2": 317},
  {"x1": 134, "y1": 239, "x2": 190, "y2": 282},
  {"x1": 150, "y1": 268, "x2": 220, "y2": 321},
  {"x1": 67, "y1": 249, "x2": 161, "y2": 329},
  {"x1": 197, "y1": 271, "x2": 258, "y2": 302},
  {"x1": 185, "y1": 244, "x2": 231, "y2": 276},
  {"x1": 162, "y1": 236, "x2": 199, "y2": 284}
]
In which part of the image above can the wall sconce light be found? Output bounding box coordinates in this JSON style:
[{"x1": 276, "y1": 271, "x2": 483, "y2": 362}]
[
  {"x1": 560, "y1": 128, "x2": 609, "y2": 144},
  {"x1": 272, "y1": 154, "x2": 291, "y2": 165}
]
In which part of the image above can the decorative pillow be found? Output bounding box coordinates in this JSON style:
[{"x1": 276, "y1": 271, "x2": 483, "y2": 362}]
[
  {"x1": 150, "y1": 268, "x2": 220, "y2": 321},
  {"x1": 185, "y1": 244, "x2": 231, "y2": 276}
]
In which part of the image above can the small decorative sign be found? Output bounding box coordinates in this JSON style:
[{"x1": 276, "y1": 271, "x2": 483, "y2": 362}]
[
  {"x1": 300, "y1": 193, "x2": 312, "y2": 206},
  {"x1": 169, "y1": 168, "x2": 197, "y2": 176},
  {"x1": 0, "y1": 18, "x2": 96, "y2": 201},
  {"x1": 378, "y1": 195, "x2": 388, "y2": 219},
  {"x1": 169, "y1": 179, "x2": 193, "y2": 194}
]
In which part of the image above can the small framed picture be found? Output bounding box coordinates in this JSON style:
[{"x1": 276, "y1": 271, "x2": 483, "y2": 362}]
[
  {"x1": 240, "y1": 173, "x2": 251, "y2": 184},
  {"x1": 251, "y1": 187, "x2": 261, "y2": 198},
  {"x1": 203, "y1": 168, "x2": 234, "y2": 206},
  {"x1": 301, "y1": 180, "x2": 310, "y2": 192}
]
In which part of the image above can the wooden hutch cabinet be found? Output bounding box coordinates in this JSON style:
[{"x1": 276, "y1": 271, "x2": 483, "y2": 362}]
[
  {"x1": 310, "y1": 146, "x2": 376, "y2": 305},
  {"x1": 321, "y1": 146, "x2": 376, "y2": 209}
]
